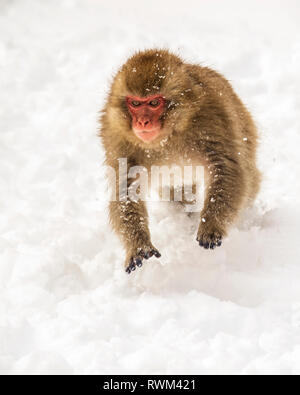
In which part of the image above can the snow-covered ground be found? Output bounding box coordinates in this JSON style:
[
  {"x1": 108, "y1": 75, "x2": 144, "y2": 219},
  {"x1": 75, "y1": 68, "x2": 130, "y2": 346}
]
[{"x1": 1, "y1": 0, "x2": 300, "y2": 375}]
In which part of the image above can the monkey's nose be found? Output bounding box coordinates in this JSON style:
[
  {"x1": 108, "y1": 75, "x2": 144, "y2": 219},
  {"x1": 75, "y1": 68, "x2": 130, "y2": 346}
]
[{"x1": 138, "y1": 119, "x2": 150, "y2": 128}]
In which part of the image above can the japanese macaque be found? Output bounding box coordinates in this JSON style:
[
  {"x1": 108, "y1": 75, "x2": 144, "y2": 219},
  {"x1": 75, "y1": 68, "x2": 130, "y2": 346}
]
[{"x1": 100, "y1": 49, "x2": 261, "y2": 273}]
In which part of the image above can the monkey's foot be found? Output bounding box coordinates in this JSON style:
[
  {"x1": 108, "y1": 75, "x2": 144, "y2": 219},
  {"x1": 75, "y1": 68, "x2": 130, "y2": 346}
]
[
  {"x1": 196, "y1": 225, "x2": 223, "y2": 250},
  {"x1": 125, "y1": 247, "x2": 161, "y2": 274}
]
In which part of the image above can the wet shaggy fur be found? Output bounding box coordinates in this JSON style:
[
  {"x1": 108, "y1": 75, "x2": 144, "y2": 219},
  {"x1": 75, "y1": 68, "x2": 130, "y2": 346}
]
[{"x1": 100, "y1": 49, "x2": 261, "y2": 272}]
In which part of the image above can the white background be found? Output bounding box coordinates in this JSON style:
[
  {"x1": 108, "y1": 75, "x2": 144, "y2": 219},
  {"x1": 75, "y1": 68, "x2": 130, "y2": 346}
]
[{"x1": 0, "y1": 0, "x2": 300, "y2": 374}]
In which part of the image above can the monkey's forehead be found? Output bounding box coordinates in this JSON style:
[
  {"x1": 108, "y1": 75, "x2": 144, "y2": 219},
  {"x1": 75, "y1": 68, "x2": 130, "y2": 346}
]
[
  {"x1": 118, "y1": 49, "x2": 183, "y2": 97},
  {"x1": 125, "y1": 49, "x2": 182, "y2": 71}
]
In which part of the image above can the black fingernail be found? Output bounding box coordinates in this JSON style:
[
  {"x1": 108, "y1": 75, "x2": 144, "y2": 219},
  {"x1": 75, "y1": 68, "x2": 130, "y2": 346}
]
[
  {"x1": 204, "y1": 242, "x2": 210, "y2": 249},
  {"x1": 154, "y1": 251, "x2": 161, "y2": 258},
  {"x1": 199, "y1": 240, "x2": 204, "y2": 247},
  {"x1": 217, "y1": 240, "x2": 222, "y2": 247},
  {"x1": 135, "y1": 258, "x2": 143, "y2": 267},
  {"x1": 210, "y1": 243, "x2": 216, "y2": 250},
  {"x1": 145, "y1": 252, "x2": 150, "y2": 259},
  {"x1": 126, "y1": 267, "x2": 131, "y2": 274}
]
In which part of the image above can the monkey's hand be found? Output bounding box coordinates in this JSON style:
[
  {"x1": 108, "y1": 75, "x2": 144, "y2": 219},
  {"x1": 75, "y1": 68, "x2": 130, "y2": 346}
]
[
  {"x1": 125, "y1": 245, "x2": 161, "y2": 274},
  {"x1": 196, "y1": 220, "x2": 224, "y2": 250}
]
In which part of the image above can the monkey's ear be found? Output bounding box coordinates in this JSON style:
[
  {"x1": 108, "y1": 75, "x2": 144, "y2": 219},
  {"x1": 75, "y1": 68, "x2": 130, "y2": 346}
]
[{"x1": 111, "y1": 70, "x2": 130, "y2": 103}]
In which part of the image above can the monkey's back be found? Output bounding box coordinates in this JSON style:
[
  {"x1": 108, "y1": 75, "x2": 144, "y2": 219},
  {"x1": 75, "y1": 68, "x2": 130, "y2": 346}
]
[{"x1": 183, "y1": 63, "x2": 261, "y2": 204}]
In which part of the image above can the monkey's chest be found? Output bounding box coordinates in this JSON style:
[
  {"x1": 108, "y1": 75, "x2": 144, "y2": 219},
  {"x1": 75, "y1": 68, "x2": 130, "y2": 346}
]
[
  {"x1": 148, "y1": 153, "x2": 206, "y2": 169},
  {"x1": 142, "y1": 154, "x2": 207, "y2": 191}
]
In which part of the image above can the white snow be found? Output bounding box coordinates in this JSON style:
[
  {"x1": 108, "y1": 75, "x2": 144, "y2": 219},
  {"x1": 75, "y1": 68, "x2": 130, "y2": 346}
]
[{"x1": 1, "y1": 0, "x2": 300, "y2": 375}]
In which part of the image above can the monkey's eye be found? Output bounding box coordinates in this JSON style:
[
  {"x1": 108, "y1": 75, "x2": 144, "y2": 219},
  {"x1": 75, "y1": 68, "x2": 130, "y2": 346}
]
[
  {"x1": 131, "y1": 100, "x2": 141, "y2": 107},
  {"x1": 149, "y1": 99, "x2": 160, "y2": 107}
]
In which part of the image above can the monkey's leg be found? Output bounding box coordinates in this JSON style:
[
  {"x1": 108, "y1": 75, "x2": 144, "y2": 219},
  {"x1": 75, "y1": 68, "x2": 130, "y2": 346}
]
[
  {"x1": 109, "y1": 200, "x2": 161, "y2": 274},
  {"x1": 196, "y1": 157, "x2": 245, "y2": 249}
]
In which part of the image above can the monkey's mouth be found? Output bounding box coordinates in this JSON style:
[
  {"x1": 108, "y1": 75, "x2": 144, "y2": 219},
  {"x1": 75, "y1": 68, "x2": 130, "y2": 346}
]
[{"x1": 133, "y1": 128, "x2": 160, "y2": 143}]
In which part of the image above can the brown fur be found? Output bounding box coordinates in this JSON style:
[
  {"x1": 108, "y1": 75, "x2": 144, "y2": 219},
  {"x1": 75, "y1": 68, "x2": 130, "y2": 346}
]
[{"x1": 100, "y1": 49, "x2": 261, "y2": 271}]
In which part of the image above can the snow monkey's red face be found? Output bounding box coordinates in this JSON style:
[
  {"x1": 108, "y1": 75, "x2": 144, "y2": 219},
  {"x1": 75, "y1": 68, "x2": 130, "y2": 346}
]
[{"x1": 126, "y1": 95, "x2": 166, "y2": 143}]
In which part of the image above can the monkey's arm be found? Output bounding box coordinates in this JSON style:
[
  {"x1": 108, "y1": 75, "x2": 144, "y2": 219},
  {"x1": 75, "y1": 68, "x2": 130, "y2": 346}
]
[
  {"x1": 108, "y1": 158, "x2": 160, "y2": 273},
  {"x1": 196, "y1": 144, "x2": 245, "y2": 249}
]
